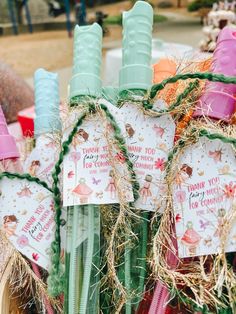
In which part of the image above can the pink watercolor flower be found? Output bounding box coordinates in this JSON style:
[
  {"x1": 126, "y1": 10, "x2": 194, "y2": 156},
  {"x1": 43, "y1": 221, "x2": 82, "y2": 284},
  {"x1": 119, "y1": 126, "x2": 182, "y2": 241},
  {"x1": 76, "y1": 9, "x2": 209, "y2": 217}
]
[
  {"x1": 67, "y1": 170, "x2": 75, "y2": 178},
  {"x1": 175, "y1": 213, "x2": 182, "y2": 222},
  {"x1": 69, "y1": 152, "x2": 81, "y2": 163},
  {"x1": 224, "y1": 182, "x2": 236, "y2": 198},
  {"x1": 17, "y1": 235, "x2": 29, "y2": 248},
  {"x1": 153, "y1": 125, "x2": 165, "y2": 138},
  {"x1": 32, "y1": 253, "x2": 39, "y2": 261},
  {"x1": 154, "y1": 158, "x2": 165, "y2": 171},
  {"x1": 175, "y1": 190, "x2": 186, "y2": 203}
]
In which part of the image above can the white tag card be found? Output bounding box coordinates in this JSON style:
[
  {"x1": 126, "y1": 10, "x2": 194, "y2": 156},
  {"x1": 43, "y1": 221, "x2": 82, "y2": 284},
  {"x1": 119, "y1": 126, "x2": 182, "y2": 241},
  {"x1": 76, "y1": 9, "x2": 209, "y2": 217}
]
[
  {"x1": 104, "y1": 100, "x2": 176, "y2": 212},
  {"x1": 63, "y1": 109, "x2": 134, "y2": 206},
  {"x1": 173, "y1": 137, "x2": 236, "y2": 258},
  {"x1": 0, "y1": 178, "x2": 58, "y2": 270}
]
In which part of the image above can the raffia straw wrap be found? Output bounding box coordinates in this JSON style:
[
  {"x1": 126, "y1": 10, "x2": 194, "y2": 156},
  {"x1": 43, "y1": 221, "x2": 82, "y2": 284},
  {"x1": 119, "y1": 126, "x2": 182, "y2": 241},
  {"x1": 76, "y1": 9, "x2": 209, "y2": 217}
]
[
  {"x1": 151, "y1": 119, "x2": 236, "y2": 311},
  {"x1": 0, "y1": 232, "x2": 62, "y2": 313}
]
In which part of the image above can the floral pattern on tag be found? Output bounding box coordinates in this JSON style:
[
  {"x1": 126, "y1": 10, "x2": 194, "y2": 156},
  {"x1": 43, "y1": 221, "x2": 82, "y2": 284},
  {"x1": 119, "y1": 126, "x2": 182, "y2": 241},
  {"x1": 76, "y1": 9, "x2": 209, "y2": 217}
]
[
  {"x1": 173, "y1": 137, "x2": 236, "y2": 258},
  {"x1": 63, "y1": 109, "x2": 134, "y2": 206},
  {"x1": 104, "y1": 99, "x2": 176, "y2": 211},
  {"x1": 0, "y1": 178, "x2": 58, "y2": 270}
]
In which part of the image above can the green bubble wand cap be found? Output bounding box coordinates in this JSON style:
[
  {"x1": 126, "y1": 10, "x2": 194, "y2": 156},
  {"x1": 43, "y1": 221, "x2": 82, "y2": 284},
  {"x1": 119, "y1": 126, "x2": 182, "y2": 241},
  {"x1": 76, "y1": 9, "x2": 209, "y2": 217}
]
[
  {"x1": 69, "y1": 23, "x2": 103, "y2": 100},
  {"x1": 34, "y1": 68, "x2": 61, "y2": 136},
  {"x1": 119, "y1": 1, "x2": 154, "y2": 93}
]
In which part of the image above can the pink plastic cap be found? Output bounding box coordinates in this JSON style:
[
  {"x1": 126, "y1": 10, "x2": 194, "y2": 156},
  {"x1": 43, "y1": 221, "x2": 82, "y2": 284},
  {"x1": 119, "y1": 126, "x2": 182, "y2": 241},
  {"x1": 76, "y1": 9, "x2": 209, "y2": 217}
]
[
  {"x1": 0, "y1": 106, "x2": 19, "y2": 160},
  {"x1": 194, "y1": 27, "x2": 236, "y2": 122}
]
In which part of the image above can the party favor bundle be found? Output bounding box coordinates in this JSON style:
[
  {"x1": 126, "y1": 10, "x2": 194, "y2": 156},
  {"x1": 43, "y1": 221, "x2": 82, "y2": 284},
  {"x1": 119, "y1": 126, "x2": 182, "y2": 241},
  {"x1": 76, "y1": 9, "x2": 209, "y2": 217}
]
[{"x1": 0, "y1": 1, "x2": 236, "y2": 313}]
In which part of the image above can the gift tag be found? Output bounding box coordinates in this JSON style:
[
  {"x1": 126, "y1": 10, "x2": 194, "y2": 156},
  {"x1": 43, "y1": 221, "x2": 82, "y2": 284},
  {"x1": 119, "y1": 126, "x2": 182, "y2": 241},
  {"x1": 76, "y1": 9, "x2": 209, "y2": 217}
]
[
  {"x1": 0, "y1": 178, "x2": 59, "y2": 270},
  {"x1": 104, "y1": 99, "x2": 175, "y2": 212},
  {"x1": 173, "y1": 137, "x2": 236, "y2": 258},
  {"x1": 63, "y1": 109, "x2": 134, "y2": 206},
  {"x1": 24, "y1": 134, "x2": 67, "y2": 253}
]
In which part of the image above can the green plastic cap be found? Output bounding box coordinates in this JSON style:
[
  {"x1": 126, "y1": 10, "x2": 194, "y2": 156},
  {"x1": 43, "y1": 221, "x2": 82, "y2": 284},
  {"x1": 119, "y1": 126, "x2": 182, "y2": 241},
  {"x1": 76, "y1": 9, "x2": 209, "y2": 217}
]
[
  {"x1": 69, "y1": 23, "x2": 103, "y2": 100},
  {"x1": 119, "y1": 1, "x2": 153, "y2": 93},
  {"x1": 34, "y1": 68, "x2": 61, "y2": 136}
]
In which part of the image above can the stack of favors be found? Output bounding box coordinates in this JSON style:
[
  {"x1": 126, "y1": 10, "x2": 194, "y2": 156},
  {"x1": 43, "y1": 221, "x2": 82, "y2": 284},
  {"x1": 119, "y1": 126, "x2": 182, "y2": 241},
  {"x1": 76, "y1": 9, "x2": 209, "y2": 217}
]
[{"x1": 0, "y1": 1, "x2": 236, "y2": 313}]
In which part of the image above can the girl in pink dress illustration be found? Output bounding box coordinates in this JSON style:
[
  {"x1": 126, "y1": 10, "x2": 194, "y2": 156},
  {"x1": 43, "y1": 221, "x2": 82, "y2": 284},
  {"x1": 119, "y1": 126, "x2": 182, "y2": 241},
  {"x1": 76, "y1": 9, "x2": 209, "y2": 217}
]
[
  {"x1": 140, "y1": 174, "x2": 152, "y2": 205},
  {"x1": 105, "y1": 170, "x2": 116, "y2": 199}
]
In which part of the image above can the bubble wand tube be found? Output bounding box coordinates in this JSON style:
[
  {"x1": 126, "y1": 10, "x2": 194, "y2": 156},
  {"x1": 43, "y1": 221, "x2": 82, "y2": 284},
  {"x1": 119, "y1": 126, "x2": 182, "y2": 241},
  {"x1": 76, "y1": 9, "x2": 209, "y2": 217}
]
[
  {"x1": 24, "y1": 68, "x2": 61, "y2": 186},
  {"x1": 65, "y1": 23, "x2": 102, "y2": 314},
  {"x1": 24, "y1": 68, "x2": 61, "y2": 314},
  {"x1": 119, "y1": 2, "x2": 153, "y2": 313}
]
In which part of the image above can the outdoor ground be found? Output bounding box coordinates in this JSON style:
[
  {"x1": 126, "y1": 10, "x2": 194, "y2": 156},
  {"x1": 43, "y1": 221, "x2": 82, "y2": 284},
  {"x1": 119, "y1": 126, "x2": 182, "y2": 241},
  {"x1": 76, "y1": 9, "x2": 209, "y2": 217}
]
[{"x1": 0, "y1": 1, "x2": 203, "y2": 98}]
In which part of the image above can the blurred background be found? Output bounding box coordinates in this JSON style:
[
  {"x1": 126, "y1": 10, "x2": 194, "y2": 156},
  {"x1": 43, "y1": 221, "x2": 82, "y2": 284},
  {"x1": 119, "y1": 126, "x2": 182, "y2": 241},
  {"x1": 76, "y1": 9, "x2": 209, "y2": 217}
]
[{"x1": 1, "y1": 0, "x2": 234, "y2": 126}]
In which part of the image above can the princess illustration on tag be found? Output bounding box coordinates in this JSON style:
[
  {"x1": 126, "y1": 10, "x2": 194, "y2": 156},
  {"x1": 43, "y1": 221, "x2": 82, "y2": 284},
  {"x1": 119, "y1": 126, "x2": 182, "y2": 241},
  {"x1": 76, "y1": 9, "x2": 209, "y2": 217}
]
[
  {"x1": 29, "y1": 160, "x2": 41, "y2": 176},
  {"x1": 73, "y1": 178, "x2": 93, "y2": 204},
  {"x1": 105, "y1": 170, "x2": 116, "y2": 199},
  {"x1": 2, "y1": 215, "x2": 18, "y2": 237},
  {"x1": 181, "y1": 221, "x2": 201, "y2": 256},
  {"x1": 125, "y1": 123, "x2": 135, "y2": 138},
  {"x1": 175, "y1": 164, "x2": 193, "y2": 188},
  {"x1": 139, "y1": 174, "x2": 153, "y2": 205}
]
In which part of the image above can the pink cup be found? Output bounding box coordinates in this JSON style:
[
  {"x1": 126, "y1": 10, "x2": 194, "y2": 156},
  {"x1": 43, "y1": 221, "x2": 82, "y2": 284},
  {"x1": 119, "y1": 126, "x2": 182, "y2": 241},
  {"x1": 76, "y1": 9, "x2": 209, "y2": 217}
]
[
  {"x1": 194, "y1": 27, "x2": 236, "y2": 122},
  {"x1": 0, "y1": 106, "x2": 19, "y2": 160}
]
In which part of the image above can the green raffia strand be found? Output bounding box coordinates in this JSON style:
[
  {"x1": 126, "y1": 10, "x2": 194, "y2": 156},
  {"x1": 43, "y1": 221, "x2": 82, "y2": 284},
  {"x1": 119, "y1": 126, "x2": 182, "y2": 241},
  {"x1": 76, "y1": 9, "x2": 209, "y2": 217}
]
[
  {"x1": 0, "y1": 172, "x2": 52, "y2": 192},
  {"x1": 47, "y1": 110, "x2": 87, "y2": 297},
  {"x1": 149, "y1": 72, "x2": 236, "y2": 100},
  {"x1": 198, "y1": 129, "x2": 236, "y2": 147},
  {"x1": 118, "y1": 89, "x2": 147, "y2": 105},
  {"x1": 166, "y1": 127, "x2": 236, "y2": 177},
  {"x1": 167, "y1": 128, "x2": 236, "y2": 168},
  {"x1": 47, "y1": 101, "x2": 140, "y2": 297},
  {"x1": 143, "y1": 79, "x2": 200, "y2": 113},
  {"x1": 70, "y1": 98, "x2": 140, "y2": 200},
  {"x1": 100, "y1": 103, "x2": 140, "y2": 201},
  {"x1": 95, "y1": 102, "x2": 140, "y2": 312},
  {"x1": 116, "y1": 82, "x2": 198, "y2": 311}
]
